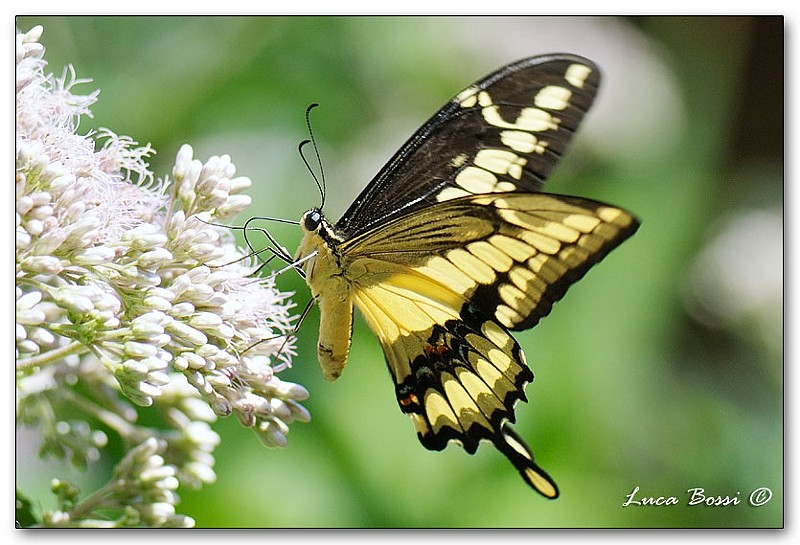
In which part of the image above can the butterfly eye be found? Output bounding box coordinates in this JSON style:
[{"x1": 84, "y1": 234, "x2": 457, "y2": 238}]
[{"x1": 303, "y1": 210, "x2": 322, "y2": 232}]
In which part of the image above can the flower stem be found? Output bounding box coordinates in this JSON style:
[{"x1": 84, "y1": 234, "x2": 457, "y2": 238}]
[
  {"x1": 16, "y1": 341, "x2": 86, "y2": 373},
  {"x1": 64, "y1": 480, "x2": 119, "y2": 524},
  {"x1": 62, "y1": 389, "x2": 141, "y2": 440}
]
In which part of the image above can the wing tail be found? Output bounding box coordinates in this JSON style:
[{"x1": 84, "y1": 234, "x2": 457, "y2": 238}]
[{"x1": 497, "y1": 423, "x2": 559, "y2": 499}]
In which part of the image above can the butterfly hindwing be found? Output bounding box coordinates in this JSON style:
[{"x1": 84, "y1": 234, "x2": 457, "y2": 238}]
[
  {"x1": 348, "y1": 243, "x2": 560, "y2": 498},
  {"x1": 341, "y1": 192, "x2": 638, "y2": 497},
  {"x1": 335, "y1": 54, "x2": 600, "y2": 239}
]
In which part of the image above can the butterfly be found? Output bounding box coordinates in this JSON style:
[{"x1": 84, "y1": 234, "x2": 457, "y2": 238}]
[{"x1": 293, "y1": 54, "x2": 639, "y2": 498}]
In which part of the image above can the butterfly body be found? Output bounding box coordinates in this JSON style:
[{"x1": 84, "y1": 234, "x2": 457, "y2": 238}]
[
  {"x1": 295, "y1": 54, "x2": 639, "y2": 498},
  {"x1": 296, "y1": 209, "x2": 354, "y2": 381}
]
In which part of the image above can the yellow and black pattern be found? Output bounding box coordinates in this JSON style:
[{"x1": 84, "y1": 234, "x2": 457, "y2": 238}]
[
  {"x1": 343, "y1": 192, "x2": 638, "y2": 335},
  {"x1": 295, "y1": 54, "x2": 639, "y2": 498},
  {"x1": 340, "y1": 192, "x2": 637, "y2": 498}
]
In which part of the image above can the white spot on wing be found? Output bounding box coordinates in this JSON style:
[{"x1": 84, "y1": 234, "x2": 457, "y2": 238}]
[
  {"x1": 534, "y1": 85, "x2": 572, "y2": 111},
  {"x1": 474, "y1": 149, "x2": 527, "y2": 180},
  {"x1": 456, "y1": 86, "x2": 479, "y2": 108},
  {"x1": 436, "y1": 186, "x2": 472, "y2": 202},
  {"x1": 565, "y1": 63, "x2": 592, "y2": 89},
  {"x1": 455, "y1": 166, "x2": 498, "y2": 194},
  {"x1": 449, "y1": 153, "x2": 470, "y2": 168},
  {"x1": 482, "y1": 106, "x2": 560, "y2": 132},
  {"x1": 500, "y1": 130, "x2": 548, "y2": 154}
]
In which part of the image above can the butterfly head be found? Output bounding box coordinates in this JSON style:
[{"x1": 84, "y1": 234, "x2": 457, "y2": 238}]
[
  {"x1": 297, "y1": 209, "x2": 347, "y2": 277},
  {"x1": 300, "y1": 208, "x2": 345, "y2": 245},
  {"x1": 301, "y1": 208, "x2": 323, "y2": 233}
]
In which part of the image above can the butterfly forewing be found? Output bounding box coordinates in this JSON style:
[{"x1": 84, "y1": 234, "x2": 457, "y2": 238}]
[
  {"x1": 335, "y1": 54, "x2": 600, "y2": 239},
  {"x1": 343, "y1": 193, "x2": 638, "y2": 332}
]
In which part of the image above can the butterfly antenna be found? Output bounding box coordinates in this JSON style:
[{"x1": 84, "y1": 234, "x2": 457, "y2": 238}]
[
  {"x1": 242, "y1": 215, "x2": 297, "y2": 263},
  {"x1": 237, "y1": 216, "x2": 310, "y2": 280},
  {"x1": 193, "y1": 215, "x2": 296, "y2": 272},
  {"x1": 300, "y1": 102, "x2": 326, "y2": 209}
]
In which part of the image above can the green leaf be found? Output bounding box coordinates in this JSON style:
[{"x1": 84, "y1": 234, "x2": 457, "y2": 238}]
[{"x1": 16, "y1": 489, "x2": 39, "y2": 528}]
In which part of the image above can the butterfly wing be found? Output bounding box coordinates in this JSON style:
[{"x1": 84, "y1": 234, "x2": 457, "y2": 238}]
[
  {"x1": 342, "y1": 192, "x2": 639, "y2": 497},
  {"x1": 335, "y1": 54, "x2": 600, "y2": 239},
  {"x1": 302, "y1": 54, "x2": 638, "y2": 496}
]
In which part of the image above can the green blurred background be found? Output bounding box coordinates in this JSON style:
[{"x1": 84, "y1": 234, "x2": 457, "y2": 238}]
[{"x1": 15, "y1": 16, "x2": 783, "y2": 528}]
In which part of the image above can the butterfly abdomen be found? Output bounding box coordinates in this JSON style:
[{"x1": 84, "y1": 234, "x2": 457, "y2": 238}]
[{"x1": 314, "y1": 287, "x2": 354, "y2": 381}]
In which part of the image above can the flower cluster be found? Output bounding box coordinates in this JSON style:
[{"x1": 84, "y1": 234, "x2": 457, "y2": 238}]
[
  {"x1": 15, "y1": 25, "x2": 309, "y2": 527},
  {"x1": 43, "y1": 439, "x2": 194, "y2": 528}
]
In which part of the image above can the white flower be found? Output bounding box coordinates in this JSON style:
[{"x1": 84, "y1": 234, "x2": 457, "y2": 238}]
[{"x1": 16, "y1": 25, "x2": 310, "y2": 529}]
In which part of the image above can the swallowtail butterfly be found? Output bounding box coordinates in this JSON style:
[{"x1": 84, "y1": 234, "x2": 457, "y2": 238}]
[{"x1": 294, "y1": 54, "x2": 639, "y2": 498}]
